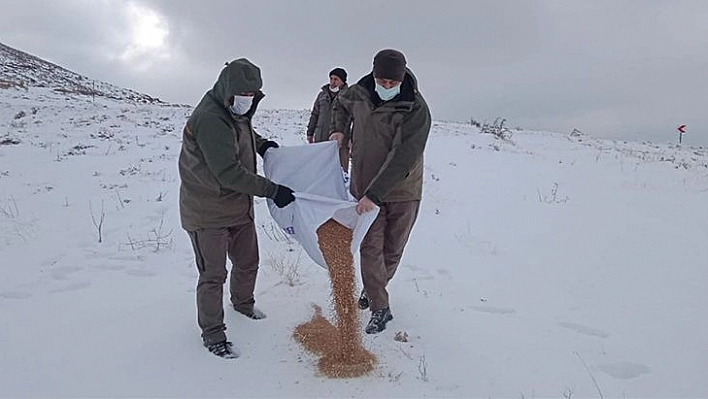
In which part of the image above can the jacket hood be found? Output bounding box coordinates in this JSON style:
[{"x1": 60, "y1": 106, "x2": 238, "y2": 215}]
[{"x1": 212, "y1": 58, "x2": 263, "y2": 107}]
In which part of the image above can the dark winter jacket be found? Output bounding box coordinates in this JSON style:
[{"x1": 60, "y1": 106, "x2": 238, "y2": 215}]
[
  {"x1": 178, "y1": 59, "x2": 278, "y2": 230},
  {"x1": 330, "y1": 69, "x2": 431, "y2": 203},
  {"x1": 306, "y1": 84, "x2": 348, "y2": 142}
]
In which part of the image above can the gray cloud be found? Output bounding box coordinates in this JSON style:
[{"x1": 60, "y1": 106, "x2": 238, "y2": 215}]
[{"x1": 1, "y1": 0, "x2": 706, "y2": 145}]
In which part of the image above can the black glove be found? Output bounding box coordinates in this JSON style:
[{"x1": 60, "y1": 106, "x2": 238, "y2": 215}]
[
  {"x1": 257, "y1": 140, "x2": 279, "y2": 157},
  {"x1": 272, "y1": 184, "x2": 295, "y2": 208}
]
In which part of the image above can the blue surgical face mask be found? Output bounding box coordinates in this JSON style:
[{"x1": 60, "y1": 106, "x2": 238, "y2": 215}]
[
  {"x1": 229, "y1": 95, "x2": 253, "y2": 115},
  {"x1": 374, "y1": 82, "x2": 400, "y2": 101}
]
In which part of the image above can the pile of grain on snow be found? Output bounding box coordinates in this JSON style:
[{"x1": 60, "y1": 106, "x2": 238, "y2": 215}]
[{"x1": 293, "y1": 219, "x2": 375, "y2": 378}]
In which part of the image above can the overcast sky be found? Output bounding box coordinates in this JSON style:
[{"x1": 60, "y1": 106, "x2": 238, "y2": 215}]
[{"x1": 1, "y1": 0, "x2": 706, "y2": 145}]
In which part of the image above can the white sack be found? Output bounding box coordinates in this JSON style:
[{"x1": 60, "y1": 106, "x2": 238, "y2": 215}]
[{"x1": 263, "y1": 141, "x2": 378, "y2": 268}]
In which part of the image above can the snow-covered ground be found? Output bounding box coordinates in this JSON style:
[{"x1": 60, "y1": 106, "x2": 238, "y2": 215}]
[{"x1": 1, "y1": 86, "x2": 707, "y2": 397}]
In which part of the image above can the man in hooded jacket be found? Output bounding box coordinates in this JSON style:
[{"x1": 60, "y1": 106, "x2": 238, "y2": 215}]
[
  {"x1": 329, "y1": 49, "x2": 431, "y2": 334},
  {"x1": 178, "y1": 58, "x2": 295, "y2": 359}
]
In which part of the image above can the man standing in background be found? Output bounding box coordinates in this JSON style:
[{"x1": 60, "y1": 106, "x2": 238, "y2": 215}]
[
  {"x1": 307, "y1": 67, "x2": 351, "y2": 170},
  {"x1": 307, "y1": 67, "x2": 347, "y2": 143}
]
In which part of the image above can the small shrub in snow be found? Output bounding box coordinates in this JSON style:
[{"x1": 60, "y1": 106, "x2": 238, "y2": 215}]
[
  {"x1": 124, "y1": 217, "x2": 174, "y2": 252},
  {"x1": 89, "y1": 200, "x2": 105, "y2": 243},
  {"x1": 0, "y1": 79, "x2": 26, "y2": 89},
  {"x1": 90, "y1": 128, "x2": 114, "y2": 140},
  {"x1": 268, "y1": 248, "x2": 302, "y2": 286},
  {"x1": 537, "y1": 182, "x2": 569, "y2": 204},
  {"x1": 480, "y1": 117, "x2": 513, "y2": 141},
  {"x1": 119, "y1": 163, "x2": 141, "y2": 176},
  {"x1": 0, "y1": 136, "x2": 21, "y2": 146},
  {"x1": 9, "y1": 120, "x2": 26, "y2": 129},
  {"x1": 259, "y1": 221, "x2": 296, "y2": 245},
  {"x1": 65, "y1": 143, "x2": 95, "y2": 156},
  {"x1": 394, "y1": 331, "x2": 409, "y2": 342},
  {"x1": 0, "y1": 197, "x2": 20, "y2": 218},
  {"x1": 418, "y1": 355, "x2": 429, "y2": 382}
]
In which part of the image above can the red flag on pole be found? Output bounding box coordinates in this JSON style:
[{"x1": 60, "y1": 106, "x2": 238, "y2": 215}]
[{"x1": 677, "y1": 124, "x2": 686, "y2": 144}]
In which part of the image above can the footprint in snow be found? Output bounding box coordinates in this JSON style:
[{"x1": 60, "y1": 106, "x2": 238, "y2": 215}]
[
  {"x1": 557, "y1": 322, "x2": 610, "y2": 338},
  {"x1": 92, "y1": 264, "x2": 125, "y2": 271},
  {"x1": 48, "y1": 282, "x2": 91, "y2": 293},
  {"x1": 40, "y1": 255, "x2": 65, "y2": 267},
  {"x1": 436, "y1": 268, "x2": 451, "y2": 278},
  {"x1": 470, "y1": 305, "x2": 516, "y2": 315},
  {"x1": 597, "y1": 361, "x2": 650, "y2": 379},
  {"x1": 0, "y1": 291, "x2": 33, "y2": 299},
  {"x1": 49, "y1": 265, "x2": 84, "y2": 280},
  {"x1": 126, "y1": 269, "x2": 158, "y2": 277}
]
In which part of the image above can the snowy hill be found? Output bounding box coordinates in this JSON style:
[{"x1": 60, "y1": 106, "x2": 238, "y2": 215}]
[
  {"x1": 0, "y1": 41, "x2": 166, "y2": 104},
  {"x1": 1, "y1": 48, "x2": 708, "y2": 397}
]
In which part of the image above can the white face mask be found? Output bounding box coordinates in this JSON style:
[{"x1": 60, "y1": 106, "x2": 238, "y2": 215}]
[
  {"x1": 229, "y1": 95, "x2": 253, "y2": 115},
  {"x1": 374, "y1": 82, "x2": 400, "y2": 101},
  {"x1": 329, "y1": 86, "x2": 340, "y2": 93}
]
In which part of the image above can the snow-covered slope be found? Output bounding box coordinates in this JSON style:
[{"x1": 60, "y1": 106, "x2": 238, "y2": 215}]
[
  {"x1": 1, "y1": 41, "x2": 166, "y2": 104},
  {"x1": 1, "y1": 46, "x2": 707, "y2": 397}
]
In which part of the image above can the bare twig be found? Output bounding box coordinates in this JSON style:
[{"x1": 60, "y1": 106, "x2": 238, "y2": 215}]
[
  {"x1": 418, "y1": 355, "x2": 429, "y2": 382},
  {"x1": 259, "y1": 221, "x2": 296, "y2": 245},
  {"x1": 538, "y1": 182, "x2": 569, "y2": 204},
  {"x1": 0, "y1": 196, "x2": 20, "y2": 218},
  {"x1": 397, "y1": 346, "x2": 413, "y2": 360},
  {"x1": 574, "y1": 351, "x2": 603, "y2": 399},
  {"x1": 268, "y1": 247, "x2": 303, "y2": 286},
  {"x1": 114, "y1": 189, "x2": 125, "y2": 209},
  {"x1": 480, "y1": 117, "x2": 513, "y2": 140},
  {"x1": 89, "y1": 200, "x2": 105, "y2": 243},
  {"x1": 123, "y1": 217, "x2": 173, "y2": 252}
]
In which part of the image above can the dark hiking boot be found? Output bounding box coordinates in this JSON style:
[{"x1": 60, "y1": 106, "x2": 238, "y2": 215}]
[
  {"x1": 204, "y1": 341, "x2": 240, "y2": 359},
  {"x1": 233, "y1": 305, "x2": 267, "y2": 320},
  {"x1": 358, "y1": 289, "x2": 369, "y2": 310},
  {"x1": 365, "y1": 307, "x2": 393, "y2": 334}
]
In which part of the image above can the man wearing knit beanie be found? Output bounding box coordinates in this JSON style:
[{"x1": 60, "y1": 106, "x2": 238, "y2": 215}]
[
  {"x1": 329, "y1": 67, "x2": 347, "y2": 84},
  {"x1": 373, "y1": 49, "x2": 406, "y2": 81},
  {"x1": 329, "y1": 49, "x2": 432, "y2": 334},
  {"x1": 306, "y1": 67, "x2": 349, "y2": 146}
]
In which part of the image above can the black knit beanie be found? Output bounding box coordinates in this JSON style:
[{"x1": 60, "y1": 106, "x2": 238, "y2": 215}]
[
  {"x1": 373, "y1": 49, "x2": 406, "y2": 81},
  {"x1": 329, "y1": 67, "x2": 347, "y2": 83}
]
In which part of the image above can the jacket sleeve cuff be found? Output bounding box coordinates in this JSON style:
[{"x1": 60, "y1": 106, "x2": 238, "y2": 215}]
[
  {"x1": 266, "y1": 182, "x2": 279, "y2": 199},
  {"x1": 257, "y1": 141, "x2": 278, "y2": 157},
  {"x1": 364, "y1": 190, "x2": 382, "y2": 206}
]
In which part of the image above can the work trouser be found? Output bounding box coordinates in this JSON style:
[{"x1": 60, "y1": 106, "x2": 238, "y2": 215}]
[
  {"x1": 187, "y1": 221, "x2": 259, "y2": 345},
  {"x1": 360, "y1": 200, "x2": 420, "y2": 312}
]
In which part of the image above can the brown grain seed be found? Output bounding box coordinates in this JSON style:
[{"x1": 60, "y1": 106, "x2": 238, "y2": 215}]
[{"x1": 293, "y1": 219, "x2": 376, "y2": 378}]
